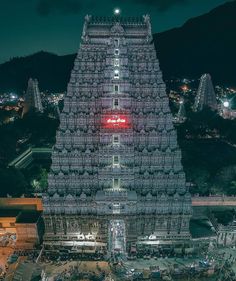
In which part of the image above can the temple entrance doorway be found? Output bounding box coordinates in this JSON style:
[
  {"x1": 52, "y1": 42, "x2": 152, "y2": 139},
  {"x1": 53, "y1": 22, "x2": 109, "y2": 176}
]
[{"x1": 108, "y1": 219, "x2": 126, "y2": 262}]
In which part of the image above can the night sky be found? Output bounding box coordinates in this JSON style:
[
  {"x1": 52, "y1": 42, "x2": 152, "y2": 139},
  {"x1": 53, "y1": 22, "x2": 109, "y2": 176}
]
[{"x1": 0, "y1": 0, "x2": 230, "y2": 63}]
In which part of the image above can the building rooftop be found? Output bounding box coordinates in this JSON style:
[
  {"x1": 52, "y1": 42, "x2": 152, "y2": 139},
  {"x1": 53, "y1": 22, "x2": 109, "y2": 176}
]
[
  {"x1": 0, "y1": 209, "x2": 20, "y2": 217},
  {"x1": 12, "y1": 262, "x2": 42, "y2": 281},
  {"x1": 16, "y1": 210, "x2": 41, "y2": 224},
  {"x1": 0, "y1": 208, "x2": 41, "y2": 223},
  {"x1": 82, "y1": 14, "x2": 152, "y2": 40},
  {"x1": 89, "y1": 15, "x2": 146, "y2": 25},
  {"x1": 190, "y1": 218, "x2": 216, "y2": 238}
]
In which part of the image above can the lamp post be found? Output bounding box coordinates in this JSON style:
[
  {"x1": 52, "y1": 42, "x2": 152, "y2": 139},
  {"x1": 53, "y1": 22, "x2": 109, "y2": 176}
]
[{"x1": 222, "y1": 100, "x2": 230, "y2": 119}]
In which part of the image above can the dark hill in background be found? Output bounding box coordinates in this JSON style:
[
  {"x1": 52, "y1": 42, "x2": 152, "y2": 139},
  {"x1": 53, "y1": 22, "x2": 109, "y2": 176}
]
[
  {"x1": 154, "y1": 0, "x2": 236, "y2": 86},
  {"x1": 0, "y1": 51, "x2": 76, "y2": 93},
  {"x1": 0, "y1": 0, "x2": 235, "y2": 93}
]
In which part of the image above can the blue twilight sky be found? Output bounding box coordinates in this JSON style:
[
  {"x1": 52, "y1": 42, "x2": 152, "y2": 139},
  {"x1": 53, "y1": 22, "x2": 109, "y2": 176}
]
[{"x1": 0, "y1": 0, "x2": 230, "y2": 63}]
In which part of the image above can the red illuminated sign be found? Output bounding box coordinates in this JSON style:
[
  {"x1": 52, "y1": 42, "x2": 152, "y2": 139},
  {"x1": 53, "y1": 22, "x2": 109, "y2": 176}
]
[
  {"x1": 103, "y1": 115, "x2": 130, "y2": 129},
  {"x1": 107, "y1": 117, "x2": 126, "y2": 124}
]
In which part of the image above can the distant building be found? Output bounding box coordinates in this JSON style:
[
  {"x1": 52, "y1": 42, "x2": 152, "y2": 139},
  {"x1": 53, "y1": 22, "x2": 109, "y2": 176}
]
[
  {"x1": 22, "y1": 78, "x2": 43, "y2": 117},
  {"x1": 217, "y1": 221, "x2": 236, "y2": 246},
  {"x1": 10, "y1": 262, "x2": 43, "y2": 281},
  {"x1": 0, "y1": 197, "x2": 43, "y2": 211},
  {"x1": 193, "y1": 74, "x2": 218, "y2": 112},
  {"x1": 0, "y1": 209, "x2": 19, "y2": 236},
  {"x1": 0, "y1": 198, "x2": 44, "y2": 249},
  {"x1": 15, "y1": 210, "x2": 44, "y2": 248}
]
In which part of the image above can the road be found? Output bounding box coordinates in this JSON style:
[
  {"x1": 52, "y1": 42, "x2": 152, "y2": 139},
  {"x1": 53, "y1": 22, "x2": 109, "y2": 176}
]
[{"x1": 192, "y1": 196, "x2": 236, "y2": 206}]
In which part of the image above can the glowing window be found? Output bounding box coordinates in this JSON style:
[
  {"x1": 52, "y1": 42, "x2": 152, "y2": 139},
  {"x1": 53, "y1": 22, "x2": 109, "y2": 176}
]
[
  {"x1": 114, "y1": 69, "x2": 119, "y2": 79},
  {"x1": 114, "y1": 58, "x2": 119, "y2": 67},
  {"x1": 114, "y1": 49, "x2": 119, "y2": 56},
  {"x1": 113, "y1": 135, "x2": 120, "y2": 144},
  {"x1": 113, "y1": 178, "x2": 120, "y2": 188},
  {"x1": 114, "y1": 84, "x2": 119, "y2": 93},
  {"x1": 113, "y1": 155, "x2": 120, "y2": 166},
  {"x1": 114, "y1": 39, "x2": 119, "y2": 47},
  {"x1": 113, "y1": 98, "x2": 119, "y2": 108}
]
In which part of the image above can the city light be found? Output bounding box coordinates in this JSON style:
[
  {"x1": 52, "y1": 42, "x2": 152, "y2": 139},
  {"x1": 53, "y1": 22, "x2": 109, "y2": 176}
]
[
  {"x1": 181, "y1": 85, "x2": 189, "y2": 92},
  {"x1": 10, "y1": 93, "x2": 17, "y2": 99}
]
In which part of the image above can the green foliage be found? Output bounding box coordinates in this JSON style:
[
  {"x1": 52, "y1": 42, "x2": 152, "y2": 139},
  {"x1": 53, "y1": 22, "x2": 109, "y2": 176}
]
[
  {"x1": 176, "y1": 108, "x2": 236, "y2": 195},
  {"x1": 188, "y1": 168, "x2": 210, "y2": 195},
  {"x1": 21, "y1": 110, "x2": 59, "y2": 146},
  {"x1": 0, "y1": 109, "x2": 12, "y2": 125},
  {"x1": 227, "y1": 181, "x2": 236, "y2": 196},
  {"x1": 23, "y1": 165, "x2": 49, "y2": 193},
  {"x1": 0, "y1": 122, "x2": 19, "y2": 167},
  {"x1": 38, "y1": 168, "x2": 48, "y2": 191},
  {"x1": 58, "y1": 100, "x2": 64, "y2": 112},
  {"x1": 0, "y1": 111, "x2": 59, "y2": 167},
  {"x1": 178, "y1": 107, "x2": 236, "y2": 143},
  {"x1": 0, "y1": 167, "x2": 29, "y2": 196},
  {"x1": 213, "y1": 209, "x2": 235, "y2": 226},
  {"x1": 0, "y1": 111, "x2": 57, "y2": 196}
]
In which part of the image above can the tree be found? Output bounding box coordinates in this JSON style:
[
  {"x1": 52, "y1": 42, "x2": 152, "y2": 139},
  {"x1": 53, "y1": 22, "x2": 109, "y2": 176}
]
[
  {"x1": 213, "y1": 209, "x2": 235, "y2": 226},
  {"x1": 227, "y1": 181, "x2": 236, "y2": 196},
  {"x1": 187, "y1": 168, "x2": 210, "y2": 195},
  {"x1": 0, "y1": 167, "x2": 28, "y2": 196},
  {"x1": 0, "y1": 109, "x2": 12, "y2": 125},
  {"x1": 39, "y1": 168, "x2": 48, "y2": 191}
]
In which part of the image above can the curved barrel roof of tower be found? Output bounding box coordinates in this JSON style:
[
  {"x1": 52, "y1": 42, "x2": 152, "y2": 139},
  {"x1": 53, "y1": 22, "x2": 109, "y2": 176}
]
[
  {"x1": 84, "y1": 14, "x2": 152, "y2": 39},
  {"x1": 89, "y1": 15, "x2": 147, "y2": 25}
]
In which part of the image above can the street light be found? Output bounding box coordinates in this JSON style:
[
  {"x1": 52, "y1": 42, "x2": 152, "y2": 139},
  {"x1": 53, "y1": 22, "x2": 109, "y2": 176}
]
[{"x1": 223, "y1": 101, "x2": 230, "y2": 108}]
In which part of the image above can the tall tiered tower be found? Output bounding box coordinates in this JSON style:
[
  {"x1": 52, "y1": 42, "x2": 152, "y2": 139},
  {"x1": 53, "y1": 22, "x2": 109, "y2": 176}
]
[
  {"x1": 22, "y1": 78, "x2": 43, "y2": 116},
  {"x1": 43, "y1": 15, "x2": 192, "y2": 254},
  {"x1": 193, "y1": 73, "x2": 218, "y2": 112}
]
